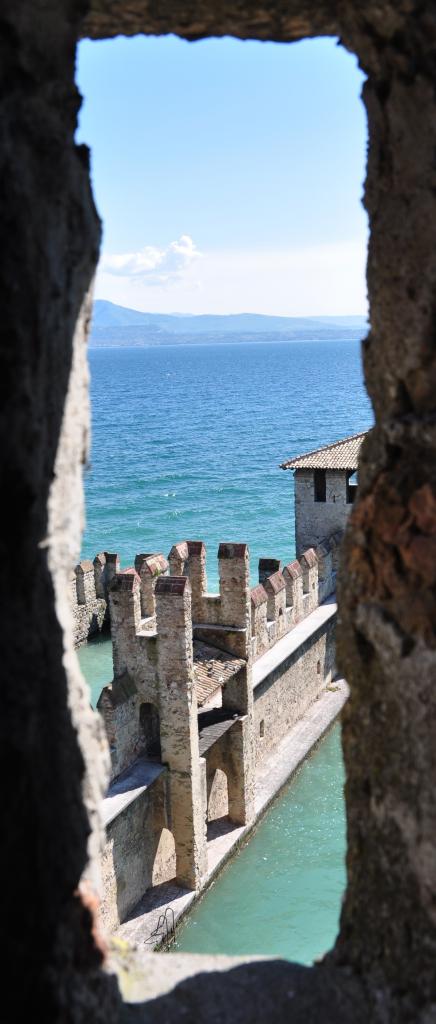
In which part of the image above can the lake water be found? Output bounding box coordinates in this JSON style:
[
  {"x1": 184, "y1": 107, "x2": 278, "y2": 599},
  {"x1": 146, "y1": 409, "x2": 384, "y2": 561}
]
[
  {"x1": 173, "y1": 722, "x2": 346, "y2": 963},
  {"x1": 82, "y1": 340, "x2": 373, "y2": 588}
]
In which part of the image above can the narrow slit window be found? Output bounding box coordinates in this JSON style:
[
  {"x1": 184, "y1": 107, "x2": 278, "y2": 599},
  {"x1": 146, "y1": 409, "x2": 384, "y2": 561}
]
[
  {"x1": 346, "y1": 470, "x2": 358, "y2": 504},
  {"x1": 314, "y1": 469, "x2": 327, "y2": 502}
]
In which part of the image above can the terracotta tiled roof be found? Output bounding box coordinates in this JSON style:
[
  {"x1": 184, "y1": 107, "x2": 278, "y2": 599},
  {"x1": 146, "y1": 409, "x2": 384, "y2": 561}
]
[
  {"x1": 280, "y1": 431, "x2": 368, "y2": 471},
  {"x1": 193, "y1": 640, "x2": 245, "y2": 706}
]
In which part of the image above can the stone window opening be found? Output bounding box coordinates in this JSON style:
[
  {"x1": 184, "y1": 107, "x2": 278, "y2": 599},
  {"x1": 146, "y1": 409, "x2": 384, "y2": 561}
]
[
  {"x1": 346, "y1": 470, "x2": 358, "y2": 504},
  {"x1": 259, "y1": 719, "x2": 265, "y2": 738},
  {"x1": 314, "y1": 468, "x2": 327, "y2": 502},
  {"x1": 317, "y1": 660, "x2": 321, "y2": 675},
  {"x1": 5, "y1": 4, "x2": 435, "y2": 1022}
]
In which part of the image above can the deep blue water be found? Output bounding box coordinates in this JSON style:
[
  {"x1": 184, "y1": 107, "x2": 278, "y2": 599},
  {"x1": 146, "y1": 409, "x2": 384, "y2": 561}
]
[{"x1": 82, "y1": 340, "x2": 372, "y2": 587}]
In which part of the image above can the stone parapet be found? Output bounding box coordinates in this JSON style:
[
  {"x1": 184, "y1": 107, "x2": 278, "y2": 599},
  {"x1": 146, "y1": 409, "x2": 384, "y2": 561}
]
[
  {"x1": 69, "y1": 555, "x2": 111, "y2": 645},
  {"x1": 134, "y1": 552, "x2": 169, "y2": 619},
  {"x1": 93, "y1": 532, "x2": 340, "y2": 939},
  {"x1": 250, "y1": 532, "x2": 340, "y2": 661},
  {"x1": 168, "y1": 540, "x2": 251, "y2": 652}
]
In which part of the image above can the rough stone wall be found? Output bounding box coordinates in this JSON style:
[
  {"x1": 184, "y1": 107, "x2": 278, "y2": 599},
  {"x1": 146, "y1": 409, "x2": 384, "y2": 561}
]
[
  {"x1": 101, "y1": 774, "x2": 175, "y2": 933},
  {"x1": 204, "y1": 718, "x2": 255, "y2": 826},
  {"x1": 98, "y1": 675, "x2": 159, "y2": 783},
  {"x1": 254, "y1": 619, "x2": 336, "y2": 765},
  {"x1": 69, "y1": 551, "x2": 119, "y2": 645},
  {"x1": 333, "y1": 8, "x2": 436, "y2": 1008},
  {"x1": 134, "y1": 552, "x2": 168, "y2": 619},
  {"x1": 295, "y1": 469, "x2": 352, "y2": 556},
  {"x1": 71, "y1": 557, "x2": 107, "y2": 645},
  {"x1": 155, "y1": 577, "x2": 208, "y2": 889},
  {"x1": 250, "y1": 538, "x2": 336, "y2": 660},
  {"x1": 206, "y1": 766, "x2": 229, "y2": 823},
  {"x1": 0, "y1": 2, "x2": 122, "y2": 1019},
  {"x1": 170, "y1": 541, "x2": 252, "y2": 652},
  {"x1": 5, "y1": 1, "x2": 436, "y2": 1021}
]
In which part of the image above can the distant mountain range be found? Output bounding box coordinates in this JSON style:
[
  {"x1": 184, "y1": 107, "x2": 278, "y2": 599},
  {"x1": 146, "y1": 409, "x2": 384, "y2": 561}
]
[{"x1": 90, "y1": 300, "x2": 367, "y2": 348}]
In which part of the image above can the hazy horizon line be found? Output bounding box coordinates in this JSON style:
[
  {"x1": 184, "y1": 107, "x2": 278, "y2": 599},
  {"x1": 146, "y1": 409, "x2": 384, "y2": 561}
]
[{"x1": 93, "y1": 298, "x2": 367, "y2": 320}]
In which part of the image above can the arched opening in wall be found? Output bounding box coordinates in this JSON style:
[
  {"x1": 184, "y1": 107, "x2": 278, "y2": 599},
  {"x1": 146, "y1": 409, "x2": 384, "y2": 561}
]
[
  {"x1": 139, "y1": 701, "x2": 161, "y2": 760},
  {"x1": 207, "y1": 767, "x2": 229, "y2": 827},
  {"x1": 73, "y1": 30, "x2": 371, "y2": 965},
  {"x1": 151, "y1": 827, "x2": 177, "y2": 886}
]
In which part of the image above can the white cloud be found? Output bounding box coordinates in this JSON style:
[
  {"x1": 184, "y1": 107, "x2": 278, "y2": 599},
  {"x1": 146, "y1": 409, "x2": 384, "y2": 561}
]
[
  {"x1": 100, "y1": 234, "x2": 201, "y2": 286},
  {"x1": 96, "y1": 238, "x2": 368, "y2": 316}
]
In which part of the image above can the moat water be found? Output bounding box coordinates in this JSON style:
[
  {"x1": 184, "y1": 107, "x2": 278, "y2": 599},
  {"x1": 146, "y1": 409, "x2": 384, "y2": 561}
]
[
  {"x1": 173, "y1": 723, "x2": 345, "y2": 962},
  {"x1": 77, "y1": 626, "x2": 347, "y2": 962},
  {"x1": 78, "y1": 338, "x2": 364, "y2": 961}
]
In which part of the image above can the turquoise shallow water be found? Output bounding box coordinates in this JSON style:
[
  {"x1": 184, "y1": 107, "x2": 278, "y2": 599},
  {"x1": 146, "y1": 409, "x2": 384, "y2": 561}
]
[
  {"x1": 173, "y1": 723, "x2": 345, "y2": 962},
  {"x1": 82, "y1": 340, "x2": 373, "y2": 588},
  {"x1": 77, "y1": 635, "x2": 113, "y2": 708}
]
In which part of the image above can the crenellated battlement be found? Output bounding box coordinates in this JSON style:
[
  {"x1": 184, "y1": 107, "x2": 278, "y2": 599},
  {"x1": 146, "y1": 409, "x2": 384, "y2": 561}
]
[
  {"x1": 71, "y1": 530, "x2": 339, "y2": 656},
  {"x1": 78, "y1": 442, "x2": 348, "y2": 933},
  {"x1": 69, "y1": 551, "x2": 120, "y2": 645},
  {"x1": 90, "y1": 532, "x2": 339, "y2": 781},
  {"x1": 250, "y1": 533, "x2": 337, "y2": 659},
  {"x1": 92, "y1": 531, "x2": 339, "y2": 929}
]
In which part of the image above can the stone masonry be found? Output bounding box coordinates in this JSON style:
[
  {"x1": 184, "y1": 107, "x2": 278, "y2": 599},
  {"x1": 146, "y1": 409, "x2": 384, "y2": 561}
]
[
  {"x1": 96, "y1": 533, "x2": 338, "y2": 935},
  {"x1": 5, "y1": 2, "x2": 436, "y2": 1021},
  {"x1": 70, "y1": 552, "x2": 120, "y2": 645},
  {"x1": 281, "y1": 433, "x2": 367, "y2": 557}
]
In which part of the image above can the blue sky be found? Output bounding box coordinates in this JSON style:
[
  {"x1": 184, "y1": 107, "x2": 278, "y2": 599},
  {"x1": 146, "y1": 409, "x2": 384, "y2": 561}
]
[{"x1": 76, "y1": 35, "x2": 368, "y2": 316}]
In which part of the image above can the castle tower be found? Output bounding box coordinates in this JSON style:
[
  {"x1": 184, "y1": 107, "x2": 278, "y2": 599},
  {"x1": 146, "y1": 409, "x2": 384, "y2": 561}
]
[
  {"x1": 154, "y1": 575, "x2": 208, "y2": 890},
  {"x1": 280, "y1": 431, "x2": 367, "y2": 558}
]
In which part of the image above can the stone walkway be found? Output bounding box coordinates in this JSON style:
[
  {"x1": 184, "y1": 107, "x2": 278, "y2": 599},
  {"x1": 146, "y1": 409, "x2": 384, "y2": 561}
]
[
  {"x1": 116, "y1": 676, "x2": 349, "y2": 950},
  {"x1": 253, "y1": 595, "x2": 337, "y2": 689}
]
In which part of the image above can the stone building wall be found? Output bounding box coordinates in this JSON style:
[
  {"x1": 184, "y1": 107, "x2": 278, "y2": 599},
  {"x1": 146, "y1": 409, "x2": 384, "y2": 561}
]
[
  {"x1": 250, "y1": 537, "x2": 336, "y2": 660},
  {"x1": 70, "y1": 552, "x2": 120, "y2": 645},
  {"x1": 98, "y1": 600, "x2": 337, "y2": 935},
  {"x1": 254, "y1": 618, "x2": 336, "y2": 765},
  {"x1": 3, "y1": 1, "x2": 436, "y2": 1020},
  {"x1": 96, "y1": 533, "x2": 338, "y2": 934},
  {"x1": 295, "y1": 469, "x2": 353, "y2": 557},
  {"x1": 100, "y1": 771, "x2": 176, "y2": 933}
]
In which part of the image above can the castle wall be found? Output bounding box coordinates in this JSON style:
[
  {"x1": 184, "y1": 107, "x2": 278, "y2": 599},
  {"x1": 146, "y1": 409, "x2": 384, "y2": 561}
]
[
  {"x1": 98, "y1": 599, "x2": 337, "y2": 935},
  {"x1": 70, "y1": 558, "x2": 107, "y2": 645},
  {"x1": 206, "y1": 765, "x2": 229, "y2": 822},
  {"x1": 69, "y1": 552, "x2": 119, "y2": 646},
  {"x1": 100, "y1": 771, "x2": 175, "y2": 933},
  {"x1": 250, "y1": 536, "x2": 338, "y2": 660},
  {"x1": 155, "y1": 575, "x2": 208, "y2": 890},
  {"x1": 254, "y1": 617, "x2": 336, "y2": 766},
  {"x1": 94, "y1": 534, "x2": 338, "y2": 934},
  {"x1": 295, "y1": 469, "x2": 352, "y2": 557}
]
